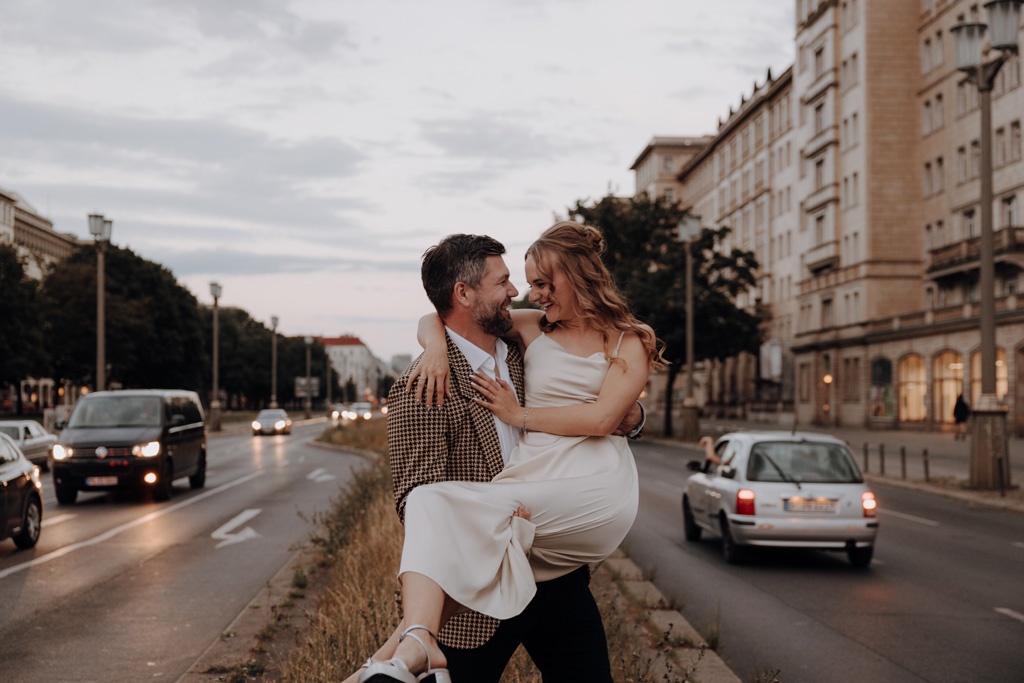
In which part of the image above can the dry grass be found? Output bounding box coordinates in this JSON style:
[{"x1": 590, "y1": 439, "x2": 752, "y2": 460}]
[{"x1": 278, "y1": 420, "x2": 694, "y2": 682}]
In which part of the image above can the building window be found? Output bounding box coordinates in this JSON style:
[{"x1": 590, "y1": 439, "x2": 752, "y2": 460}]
[
  {"x1": 822, "y1": 297, "x2": 834, "y2": 328},
  {"x1": 922, "y1": 37, "x2": 933, "y2": 73},
  {"x1": 815, "y1": 158, "x2": 826, "y2": 190},
  {"x1": 997, "y1": 127, "x2": 1007, "y2": 165},
  {"x1": 1012, "y1": 120, "x2": 1022, "y2": 160},
  {"x1": 898, "y1": 354, "x2": 927, "y2": 422},
  {"x1": 963, "y1": 209, "x2": 977, "y2": 238},
  {"x1": 814, "y1": 102, "x2": 825, "y2": 134},
  {"x1": 970, "y1": 349, "x2": 1009, "y2": 404},
  {"x1": 970, "y1": 139, "x2": 980, "y2": 177},
  {"x1": 1003, "y1": 194, "x2": 1018, "y2": 227},
  {"x1": 936, "y1": 219, "x2": 945, "y2": 247},
  {"x1": 815, "y1": 213, "x2": 826, "y2": 244},
  {"x1": 923, "y1": 162, "x2": 933, "y2": 196},
  {"x1": 935, "y1": 157, "x2": 944, "y2": 192},
  {"x1": 923, "y1": 100, "x2": 932, "y2": 134},
  {"x1": 662, "y1": 155, "x2": 675, "y2": 173},
  {"x1": 870, "y1": 357, "x2": 895, "y2": 419},
  {"x1": 957, "y1": 145, "x2": 968, "y2": 181},
  {"x1": 934, "y1": 93, "x2": 944, "y2": 128},
  {"x1": 932, "y1": 351, "x2": 964, "y2": 424},
  {"x1": 814, "y1": 46, "x2": 825, "y2": 78}
]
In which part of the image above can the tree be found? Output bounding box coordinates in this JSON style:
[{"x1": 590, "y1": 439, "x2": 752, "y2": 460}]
[
  {"x1": 567, "y1": 193, "x2": 761, "y2": 435},
  {"x1": 40, "y1": 245, "x2": 207, "y2": 391},
  {"x1": 0, "y1": 246, "x2": 48, "y2": 412}
]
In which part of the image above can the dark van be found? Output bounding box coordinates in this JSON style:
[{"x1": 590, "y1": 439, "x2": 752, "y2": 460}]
[{"x1": 52, "y1": 390, "x2": 207, "y2": 505}]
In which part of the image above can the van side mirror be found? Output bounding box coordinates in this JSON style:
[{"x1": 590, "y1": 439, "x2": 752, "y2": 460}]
[
  {"x1": 719, "y1": 466, "x2": 736, "y2": 479},
  {"x1": 686, "y1": 460, "x2": 703, "y2": 472},
  {"x1": 55, "y1": 420, "x2": 66, "y2": 430}
]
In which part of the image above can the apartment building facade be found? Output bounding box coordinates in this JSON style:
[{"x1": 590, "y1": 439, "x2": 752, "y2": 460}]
[{"x1": 642, "y1": 0, "x2": 1024, "y2": 434}]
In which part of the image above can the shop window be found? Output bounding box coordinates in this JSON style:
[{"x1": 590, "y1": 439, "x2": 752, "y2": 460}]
[
  {"x1": 898, "y1": 354, "x2": 927, "y2": 422},
  {"x1": 870, "y1": 358, "x2": 895, "y2": 419},
  {"x1": 970, "y1": 349, "x2": 1008, "y2": 404},
  {"x1": 932, "y1": 351, "x2": 964, "y2": 424}
]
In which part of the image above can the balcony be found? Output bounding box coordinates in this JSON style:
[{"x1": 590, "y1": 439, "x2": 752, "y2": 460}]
[
  {"x1": 927, "y1": 226, "x2": 1024, "y2": 279},
  {"x1": 805, "y1": 239, "x2": 839, "y2": 274}
]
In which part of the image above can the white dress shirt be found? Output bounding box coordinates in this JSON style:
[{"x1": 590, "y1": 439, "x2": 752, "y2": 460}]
[{"x1": 446, "y1": 327, "x2": 521, "y2": 465}]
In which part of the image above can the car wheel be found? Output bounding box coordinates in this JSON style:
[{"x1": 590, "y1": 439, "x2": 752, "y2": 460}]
[
  {"x1": 682, "y1": 495, "x2": 702, "y2": 542},
  {"x1": 55, "y1": 482, "x2": 78, "y2": 506},
  {"x1": 13, "y1": 495, "x2": 42, "y2": 549},
  {"x1": 720, "y1": 516, "x2": 744, "y2": 564},
  {"x1": 189, "y1": 453, "x2": 207, "y2": 490},
  {"x1": 848, "y1": 545, "x2": 874, "y2": 568},
  {"x1": 153, "y1": 461, "x2": 174, "y2": 502}
]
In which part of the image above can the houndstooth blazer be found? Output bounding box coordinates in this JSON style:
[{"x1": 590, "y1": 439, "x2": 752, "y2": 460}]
[{"x1": 386, "y1": 332, "x2": 525, "y2": 650}]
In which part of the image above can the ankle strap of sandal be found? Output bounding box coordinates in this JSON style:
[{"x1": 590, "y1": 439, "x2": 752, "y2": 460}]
[{"x1": 399, "y1": 624, "x2": 437, "y2": 668}]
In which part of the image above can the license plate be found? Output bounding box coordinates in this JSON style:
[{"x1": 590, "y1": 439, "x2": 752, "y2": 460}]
[
  {"x1": 785, "y1": 497, "x2": 836, "y2": 513},
  {"x1": 86, "y1": 476, "x2": 118, "y2": 486}
]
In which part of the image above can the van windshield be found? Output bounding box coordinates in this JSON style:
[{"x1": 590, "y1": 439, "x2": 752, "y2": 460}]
[{"x1": 67, "y1": 397, "x2": 163, "y2": 428}]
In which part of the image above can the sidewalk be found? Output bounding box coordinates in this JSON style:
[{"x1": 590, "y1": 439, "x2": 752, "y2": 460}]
[{"x1": 655, "y1": 416, "x2": 1024, "y2": 514}]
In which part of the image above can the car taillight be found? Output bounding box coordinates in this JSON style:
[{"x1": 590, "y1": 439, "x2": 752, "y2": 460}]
[
  {"x1": 736, "y1": 489, "x2": 756, "y2": 515},
  {"x1": 862, "y1": 491, "x2": 877, "y2": 518}
]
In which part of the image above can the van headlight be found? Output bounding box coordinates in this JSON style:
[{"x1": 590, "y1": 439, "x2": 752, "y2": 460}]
[
  {"x1": 132, "y1": 441, "x2": 161, "y2": 457},
  {"x1": 53, "y1": 444, "x2": 72, "y2": 461}
]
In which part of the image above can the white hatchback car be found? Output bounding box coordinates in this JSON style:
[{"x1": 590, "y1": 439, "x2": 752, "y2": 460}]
[{"x1": 683, "y1": 431, "x2": 879, "y2": 567}]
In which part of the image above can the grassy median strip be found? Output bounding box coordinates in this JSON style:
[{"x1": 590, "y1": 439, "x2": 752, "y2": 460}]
[{"x1": 275, "y1": 419, "x2": 696, "y2": 682}]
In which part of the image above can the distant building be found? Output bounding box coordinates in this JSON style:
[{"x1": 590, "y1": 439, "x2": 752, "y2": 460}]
[
  {"x1": 640, "y1": 0, "x2": 1024, "y2": 435},
  {"x1": 390, "y1": 354, "x2": 413, "y2": 376},
  {"x1": 0, "y1": 187, "x2": 79, "y2": 280},
  {"x1": 630, "y1": 136, "x2": 713, "y2": 203},
  {"x1": 322, "y1": 335, "x2": 392, "y2": 401}
]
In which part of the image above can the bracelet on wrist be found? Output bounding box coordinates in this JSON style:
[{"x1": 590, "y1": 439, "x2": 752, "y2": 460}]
[{"x1": 522, "y1": 408, "x2": 530, "y2": 433}]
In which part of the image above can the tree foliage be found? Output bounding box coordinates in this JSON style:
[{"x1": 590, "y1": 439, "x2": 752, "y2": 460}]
[
  {"x1": 566, "y1": 193, "x2": 762, "y2": 434},
  {"x1": 40, "y1": 244, "x2": 207, "y2": 390},
  {"x1": 0, "y1": 246, "x2": 48, "y2": 392}
]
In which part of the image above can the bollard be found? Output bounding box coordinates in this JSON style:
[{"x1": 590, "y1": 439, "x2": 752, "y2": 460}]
[
  {"x1": 863, "y1": 442, "x2": 869, "y2": 473},
  {"x1": 900, "y1": 446, "x2": 907, "y2": 480},
  {"x1": 923, "y1": 447, "x2": 930, "y2": 482},
  {"x1": 879, "y1": 444, "x2": 886, "y2": 476}
]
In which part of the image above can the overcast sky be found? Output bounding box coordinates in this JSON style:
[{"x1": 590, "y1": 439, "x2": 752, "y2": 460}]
[{"x1": 1, "y1": 0, "x2": 794, "y2": 362}]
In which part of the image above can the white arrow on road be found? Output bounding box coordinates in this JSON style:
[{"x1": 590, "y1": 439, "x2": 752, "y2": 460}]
[
  {"x1": 212, "y1": 509, "x2": 262, "y2": 548},
  {"x1": 307, "y1": 468, "x2": 336, "y2": 483}
]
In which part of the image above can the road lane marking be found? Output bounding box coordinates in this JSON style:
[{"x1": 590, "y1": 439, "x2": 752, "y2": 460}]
[
  {"x1": 0, "y1": 471, "x2": 265, "y2": 581},
  {"x1": 877, "y1": 509, "x2": 939, "y2": 526},
  {"x1": 41, "y1": 513, "x2": 77, "y2": 528},
  {"x1": 307, "y1": 468, "x2": 335, "y2": 483},
  {"x1": 212, "y1": 509, "x2": 262, "y2": 548},
  {"x1": 995, "y1": 608, "x2": 1024, "y2": 624}
]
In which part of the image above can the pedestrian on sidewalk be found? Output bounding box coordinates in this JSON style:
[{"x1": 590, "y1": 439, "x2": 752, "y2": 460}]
[{"x1": 953, "y1": 393, "x2": 970, "y2": 440}]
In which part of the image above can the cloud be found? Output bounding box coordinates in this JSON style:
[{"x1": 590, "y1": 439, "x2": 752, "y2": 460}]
[{"x1": 417, "y1": 113, "x2": 560, "y2": 164}]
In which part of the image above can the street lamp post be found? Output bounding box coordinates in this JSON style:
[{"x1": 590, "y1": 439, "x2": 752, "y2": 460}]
[
  {"x1": 270, "y1": 316, "x2": 279, "y2": 409},
  {"x1": 88, "y1": 214, "x2": 113, "y2": 392},
  {"x1": 210, "y1": 282, "x2": 223, "y2": 432},
  {"x1": 304, "y1": 336, "x2": 313, "y2": 419},
  {"x1": 677, "y1": 214, "x2": 702, "y2": 441},
  {"x1": 952, "y1": 0, "x2": 1020, "y2": 489}
]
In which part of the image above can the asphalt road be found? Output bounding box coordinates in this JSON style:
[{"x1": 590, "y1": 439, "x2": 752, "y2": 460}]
[
  {"x1": 0, "y1": 420, "x2": 367, "y2": 683},
  {"x1": 626, "y1": 439, "x2": 1024, "y2": 683}
]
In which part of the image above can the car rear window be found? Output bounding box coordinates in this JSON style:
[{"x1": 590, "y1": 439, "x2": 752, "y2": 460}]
[
  {"x1": 0, "y1": 426, "x2": 18, "y2": 439},
  {"x1": 746, "y1": 441, "x2": 863, "y2": 483}
]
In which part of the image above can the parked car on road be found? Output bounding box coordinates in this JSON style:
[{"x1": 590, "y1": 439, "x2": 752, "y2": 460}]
[
  {"x1": 0, "y1": 431, "x2": 43, "y2": 549},
  {"x1": 52, "y1": 390, "x2": 207, "y2": 505},
  {"x1": 682, "y1": 431, "x2": 879, "y2": 567},
  {"x1": 0, "y1": 419, "x2": 58, "y2": 471},
  {"x1": 251, "y1": 409, "x2": 292, "y2": 436}
]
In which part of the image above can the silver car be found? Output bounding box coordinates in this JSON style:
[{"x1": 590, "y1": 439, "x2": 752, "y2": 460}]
[
  {"x1": 682, "y1": 431, "x2": 879, "y2": 567},
  {"x1": 0, "y1": 420, "x2": 58, "y2": 471}
]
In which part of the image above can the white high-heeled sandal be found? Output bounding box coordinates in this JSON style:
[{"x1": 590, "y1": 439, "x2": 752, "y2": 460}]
[
  {"x1": 401, "y1": 625, "x2": 451, "y2": 683},
  {"x1": 357, "y1": 625, "x2": 451, "y2": 683}
]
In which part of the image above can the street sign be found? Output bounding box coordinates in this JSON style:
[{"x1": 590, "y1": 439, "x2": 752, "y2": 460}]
[{"x1": 295, "y1": 377, "x2": 320, "y2": 398}]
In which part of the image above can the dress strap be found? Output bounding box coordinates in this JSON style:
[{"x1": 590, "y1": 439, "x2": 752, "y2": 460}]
[{"x1": 612, "y1": 331, "x2": 626, "y2": 358}]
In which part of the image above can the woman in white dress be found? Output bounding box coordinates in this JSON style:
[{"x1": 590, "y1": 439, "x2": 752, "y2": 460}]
[{"x1": 354, "y1": 221, "x2": 665, "y2": 683}]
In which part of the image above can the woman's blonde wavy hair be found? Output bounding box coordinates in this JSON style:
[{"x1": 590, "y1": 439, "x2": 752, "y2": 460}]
[{"x1": 526, "y1": 221, "x2": 667, "y2": 371}]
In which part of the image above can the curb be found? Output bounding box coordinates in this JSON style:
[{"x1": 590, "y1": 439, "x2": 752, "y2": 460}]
[{"x1": 598, "y1": 551, "x2": 742, "y2": 683}]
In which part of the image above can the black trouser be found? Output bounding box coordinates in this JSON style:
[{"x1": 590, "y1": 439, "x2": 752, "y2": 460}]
[{"x1": 440, "y1": 566, "x2": 613, "y2": 683}]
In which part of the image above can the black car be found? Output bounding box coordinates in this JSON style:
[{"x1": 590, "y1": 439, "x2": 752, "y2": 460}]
[
  {"x1": 0, "y1": 432, "x2": 43, "y2": 549},
  {"x1": 52, "y1": 390, "x2": 207, "y2": 505}
]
